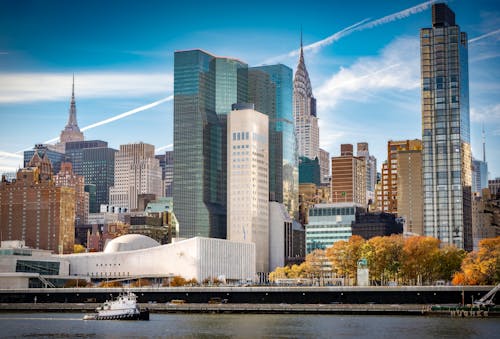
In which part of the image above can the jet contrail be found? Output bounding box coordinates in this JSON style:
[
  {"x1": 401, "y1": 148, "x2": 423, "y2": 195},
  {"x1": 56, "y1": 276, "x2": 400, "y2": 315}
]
[
  {"x1": 266, "y1": 0, "x2": 438, "y2": 64},
  {"x1": 0, "y1": 150, "x2": 23, "y2": 159},
  {"x1": 0, "y1": 95, "x2": 174, "y2": 164},
  {"x1": 469, "y1": 28, "x2": 500, "y2": 43},
  {"x1": 40, "y1": 95, "x2": 173, "y2": 145},
  {"x1": 155, "y1": 144, "x2": 173, "y2": 153}
]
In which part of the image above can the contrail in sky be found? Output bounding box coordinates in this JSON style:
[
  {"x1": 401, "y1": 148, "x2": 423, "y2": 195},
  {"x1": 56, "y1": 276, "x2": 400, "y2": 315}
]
[
  {"x1": 41, "y1": 95, "x2": 173, "y2": 145},
  {"x1": 0, "y1": 95, "x2": 174, "y2": 163},
  {"x1": 155, "y1": 144, "x2": 173, "y2": 153},
  {"x1": 266, "y1": 0, "x2": 438, "y2": 64},
  {"x1": 469, "y1": 28, "x2": 500, "y2": 43}
]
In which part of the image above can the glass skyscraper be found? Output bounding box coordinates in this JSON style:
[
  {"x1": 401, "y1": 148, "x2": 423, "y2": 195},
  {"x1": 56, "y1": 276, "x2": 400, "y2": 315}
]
[
  {"x1": 420, "y1": 3, "x2": 472, "y2": 250},
  {"x1": 249, "y1": 65, "x2": 298, "y2": 219},
  {"x1": 173, "y1": 50, "x2": 247, "y2": 239}
]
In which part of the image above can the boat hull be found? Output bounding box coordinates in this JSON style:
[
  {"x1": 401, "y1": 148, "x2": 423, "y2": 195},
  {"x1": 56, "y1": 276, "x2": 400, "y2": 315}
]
[{"x1": 84, "y1": 309, "x2": 149, "y2": 321}]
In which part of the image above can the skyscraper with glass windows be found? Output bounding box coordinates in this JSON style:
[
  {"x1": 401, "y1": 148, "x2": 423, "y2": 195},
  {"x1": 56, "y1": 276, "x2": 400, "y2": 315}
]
[
  {"x1": 420, "y1": 3, "x2": 472, "y2": 250},
  {"x1": 249, "y1": 64, "x2": 298, "y2": 218},
  {"x1": 173, "y1": 50, "x2": 247, "y2": 239}
]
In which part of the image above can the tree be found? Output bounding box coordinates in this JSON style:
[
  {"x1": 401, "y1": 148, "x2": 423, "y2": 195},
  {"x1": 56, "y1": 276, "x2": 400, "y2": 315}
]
[
  {"x1": 364, "y1": 235, "x2": 404, "y2": 285},
  {"x1": 452, "y1": 237, "x2": 500, "y2": 285},
  {"x1": 326, "y1": 236, "x2": 365, "y2": 284},
  {"x1": 400, "y1": 236, "x2": 440, "y2": 285},
  {"x1": 169, "y1": 276, "x2": 187, "y2": 287},
  {"x1": 73, "y1": 244, "x2": 86, "y2": 253}
]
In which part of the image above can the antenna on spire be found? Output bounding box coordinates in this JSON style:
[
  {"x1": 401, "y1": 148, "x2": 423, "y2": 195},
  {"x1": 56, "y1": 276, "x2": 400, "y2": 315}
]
[
  {"x1": 300, "y1": 25, "x2": 303, "y2": 49},
  {"x1": 482, "y1": 123, "x2": 486, "y2": 162},
  {"x1": 72, "y1": 73, "x2": 75, "y2": 98}
]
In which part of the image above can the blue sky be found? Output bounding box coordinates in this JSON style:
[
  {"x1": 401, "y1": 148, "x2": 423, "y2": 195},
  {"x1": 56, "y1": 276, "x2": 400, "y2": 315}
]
[{"x1": 0, "y1": 0, "x2": 499, "y2": 179}]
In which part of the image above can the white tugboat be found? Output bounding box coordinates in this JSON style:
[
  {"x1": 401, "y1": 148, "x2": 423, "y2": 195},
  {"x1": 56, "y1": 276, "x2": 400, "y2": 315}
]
[{"x1": 83, "y1": 291, "x2": 149, "y2": 320}]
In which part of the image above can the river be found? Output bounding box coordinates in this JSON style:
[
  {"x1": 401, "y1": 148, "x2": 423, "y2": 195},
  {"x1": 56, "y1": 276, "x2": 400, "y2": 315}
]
[{"x1": 0, "y1": 313, "x2": 498, "y2": 338}]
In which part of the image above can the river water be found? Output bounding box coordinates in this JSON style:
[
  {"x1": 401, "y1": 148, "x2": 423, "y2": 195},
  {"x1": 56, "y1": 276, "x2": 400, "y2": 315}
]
[{"x1": 0, "y1": 313, "x2": 498, "y2": 338}]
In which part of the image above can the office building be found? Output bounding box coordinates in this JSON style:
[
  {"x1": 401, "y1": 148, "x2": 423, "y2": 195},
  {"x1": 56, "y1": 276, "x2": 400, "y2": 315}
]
[
  {"x1": 319, "y1": 148, "x2": 331, "y2": 186},
  {"x1": 472, "y1": 159, "x2": 488, "y2": 195},
  {"x1": 227, "y1": 105, "x2": 269, "y2": 273},
  {"x1": 293, "y1": 35, "x2": 319, "y2": 160},
  {"x1": 156, "y1": 151, "x2": 174, "y2": 198},
  {"x1": 397, "y1": 149, "x2": 424, "y2": 235},
  {"x1": 356, "y1": 143, "x2": 376, "y2": 205},
  {"x1": 81, "y1": 147, "x2": 116, "y2": 211},
  {"x1": 249, "y1": 64, "x2": 298, "y2": 218},
  {"x1": 306, "y1": 203, "x2": 365, "y2": 253},
  {"x1": 380, "y1": 140, "x2": 422, "y2": 214},
  {"x1": 351, "y1": 212, "x2": 403, "y2": 240},
  {"x1": 0, "y1": 152, "x2": 75, "y2": 254},
  {"x1": 421, "y1": 3, "x2": 472, "y2": 249},
  {"x1": 331, "y1": 144, "x2": 366, "y2": 205},
  {"x1": 298, "y1": 156, "x2": 321, "y2": 186},
  {"x1": 54, "y1": 162, "x2": 89, "y2": 226},
  {"x1": 109, "y1": 143, "x2": 163, "y2": 211},
  {"x1": 173, "y1": 49, "x2": 247, "y2": 239},
  {"x1": 65, "y1": 140, "x2": 108, "y2": 175},
  {"x1": 489, "y1": 178, "x2": 500, "y2": 196}
]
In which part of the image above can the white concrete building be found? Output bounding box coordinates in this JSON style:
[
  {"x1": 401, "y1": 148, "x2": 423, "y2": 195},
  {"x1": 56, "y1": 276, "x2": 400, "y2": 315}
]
[
  {"x1": 109, "y1": 143, "x2": 163, "y2": 211},
  {"x1": 62, "y1": 235, "x2": 256, "y2": 283},
  {"x1": 269, "y1": 202, "x2": 293, "y2": 271},
  {"x1": 227, "y1": 106, "x2": 269, "y2": 274}
]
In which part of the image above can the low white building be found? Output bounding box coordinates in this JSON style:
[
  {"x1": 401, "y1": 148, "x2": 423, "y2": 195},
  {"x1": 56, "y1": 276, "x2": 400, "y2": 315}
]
[{"x1": 62, "y1": 234, "x2": 256, "y2": 283}]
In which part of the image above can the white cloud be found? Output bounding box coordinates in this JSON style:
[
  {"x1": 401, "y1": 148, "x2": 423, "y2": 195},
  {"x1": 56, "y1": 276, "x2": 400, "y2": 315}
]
[
  {"x1": 315, "y1": 37, "x2": 420, "y2": 110},
  {"x1": 0, "y1": 72, "x2": 173, "y2": 103},
  {"x1": 470, "y1": 104, "x2": 500, "y2": 123}
]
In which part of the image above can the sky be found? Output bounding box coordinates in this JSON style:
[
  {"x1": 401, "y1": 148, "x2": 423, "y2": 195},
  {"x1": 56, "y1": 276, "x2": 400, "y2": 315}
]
[{"x1": 0, "y1": 0, "x2": 499, "y2": 179}]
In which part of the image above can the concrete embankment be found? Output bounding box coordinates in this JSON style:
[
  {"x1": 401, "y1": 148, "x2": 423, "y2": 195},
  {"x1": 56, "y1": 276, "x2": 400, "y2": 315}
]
[{"x1": 0, "y1": 302, "x2": 431, "y2": 315}]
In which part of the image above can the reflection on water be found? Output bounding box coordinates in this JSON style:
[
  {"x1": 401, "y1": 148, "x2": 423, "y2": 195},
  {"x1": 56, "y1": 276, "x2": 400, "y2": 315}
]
[{"x1": 0, "y1": 313, "x2": 498, "y2": 338}]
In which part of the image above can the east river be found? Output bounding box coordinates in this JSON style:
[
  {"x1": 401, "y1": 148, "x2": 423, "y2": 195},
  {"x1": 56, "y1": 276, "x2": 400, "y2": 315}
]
[{"x1": 0, "y1": 313, "x2": 498, "y2": 338}]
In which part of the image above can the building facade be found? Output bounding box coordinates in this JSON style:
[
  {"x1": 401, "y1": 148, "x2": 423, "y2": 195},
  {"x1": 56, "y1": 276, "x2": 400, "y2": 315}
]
[
  {"x1": 421, "y1": 3, "x2": 472, "y2": 250},
  {"x1": 81, "y1": 146, "x2": 116, "y2": 211},
  {"x1": 249, "y1": 64, "x2": 298, "y2": 218},
  {"x1": 54, "y1": 162, "x2": 89, "y2": 226},
  {"x1": 380, "y1": 139, "x2": 422, "y2": 214},
  {"x1": 293, "y1": 37, "x2": 319, "y2": 160},
  {"x1": 472, "y1": 159, "x2": 488, "y2": 195},
  {"x1": 227, "y1": 106, "x2": 269, "y2": 273},
  {"x1": 109, "y1": 143, "x2": 163, "y2": 211},
  {"x1": 356, "y1": 143, "x2": 376, "y2": 205},
  {"x1": 0, "y1": 153, "x2": 75, "y2": 254},
  {"x1": 397, "y1": 149, "x2": 424, "y2": 235},
  {"x1": 173, "y1": 50, "x2": 247, "y2": 239},
  {"x1": 24, "y1": 144, "x2": 67, "y2": 175},
  {"x1": 351, "y1": 212, "x2": 403, "y2": 240},
  {"x1": 331, "y1": 144, "x2": 366, "y2": 205},
  {"x1": 319, "y1": 148, "x2": 331, "y2": 186},
  {"x1": 306, "y1": 203, "x2": 365, "y2": 254}
]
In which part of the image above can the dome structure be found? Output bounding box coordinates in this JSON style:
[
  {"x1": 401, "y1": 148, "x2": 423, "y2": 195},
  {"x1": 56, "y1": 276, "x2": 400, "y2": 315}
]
[{"x1": 103, "y1": 234, "x2": 160, "y2": 253}]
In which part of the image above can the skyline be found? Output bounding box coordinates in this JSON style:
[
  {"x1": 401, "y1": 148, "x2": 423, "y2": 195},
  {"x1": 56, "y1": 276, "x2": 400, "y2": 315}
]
[{"x1": 1, "y1": 0, "x2": 499, "y2": 178}]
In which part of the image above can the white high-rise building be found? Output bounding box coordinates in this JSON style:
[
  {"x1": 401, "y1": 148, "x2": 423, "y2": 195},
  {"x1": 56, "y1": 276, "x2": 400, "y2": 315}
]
[
  {"x1": 227, "y1": 105, "x2": 269, "y2": 274},
  {"x1": 293, "y1": 35, "x2": 319, "y2": 160},
  {"x1": 109, "y1": 143, "x2": 163, "y2": 211}
]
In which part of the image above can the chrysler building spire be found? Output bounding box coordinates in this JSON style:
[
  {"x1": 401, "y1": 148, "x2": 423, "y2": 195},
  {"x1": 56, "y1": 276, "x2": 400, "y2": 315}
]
[{"x1": 293, "y1": 30, "x2": 319, "y2": 159}]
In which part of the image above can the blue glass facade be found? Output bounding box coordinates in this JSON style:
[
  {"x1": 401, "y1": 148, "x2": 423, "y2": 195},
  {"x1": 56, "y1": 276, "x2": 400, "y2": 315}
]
[
  {"x1": 250, "y1": 64, "x2": 298, "y2": 218},
  {"x1": 420, "y1": 4, "x2": 472, "y2": 250},
  {"x1": 173, "y1": 50, "x2": 247, "y2": 239},
  {"x1": 306, "y1": 203, "x2": 363, "y2": 254}
]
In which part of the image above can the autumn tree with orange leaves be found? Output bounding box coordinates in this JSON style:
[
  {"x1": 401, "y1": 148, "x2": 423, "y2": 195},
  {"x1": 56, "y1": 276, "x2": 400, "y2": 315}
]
[{"x1": 452, "y1": 237, "x2": 500, "y2": 285}]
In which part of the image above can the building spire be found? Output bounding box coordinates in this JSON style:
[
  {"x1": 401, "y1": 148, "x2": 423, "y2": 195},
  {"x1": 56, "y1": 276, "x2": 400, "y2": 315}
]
[
  {"x1": 482, "y1": 123, "x2": 486, "y2": 162},
  {"x1": 299, "y1": 26, "x2": 304, "y2": 61},
  {"x1": 67, "y1": 74, "x2": 78, "y2": 128},
  {"x1": 59, "y1": 74, "x2": 84, "y2": 144}
]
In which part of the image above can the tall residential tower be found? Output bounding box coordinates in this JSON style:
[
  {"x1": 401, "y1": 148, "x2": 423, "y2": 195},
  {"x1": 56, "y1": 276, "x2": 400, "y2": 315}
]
[{"x1": 420, "y1": 3, "x2": 472, "y2": 250}]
